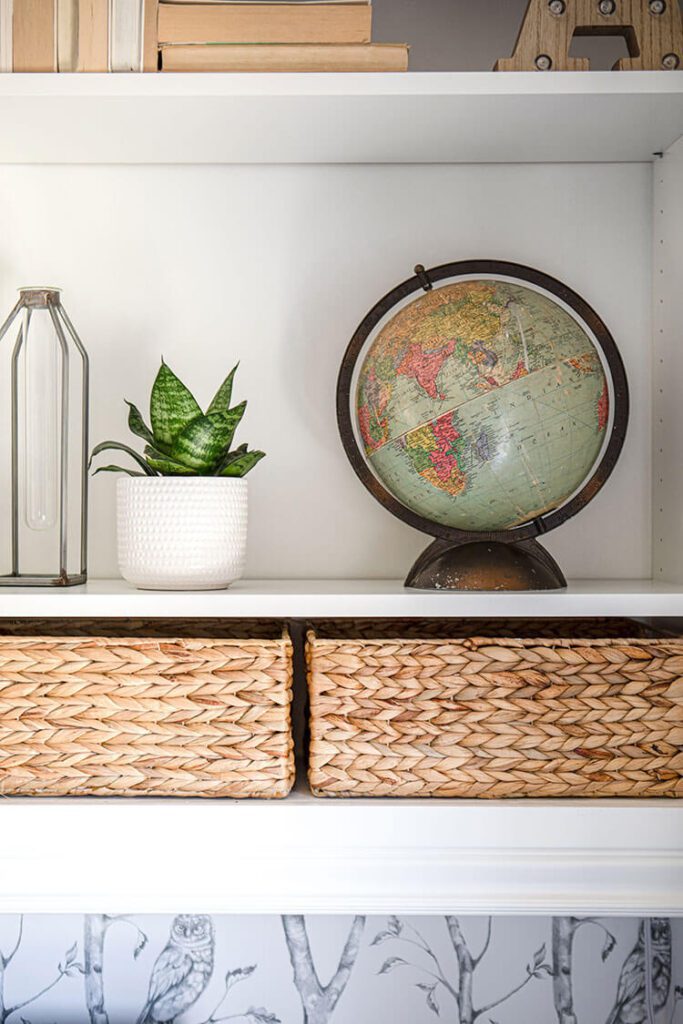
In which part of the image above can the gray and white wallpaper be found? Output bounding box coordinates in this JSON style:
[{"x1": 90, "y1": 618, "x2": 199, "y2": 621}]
[{"x1": 0, "y1": 915, "x2": 679, "y2": 1024}]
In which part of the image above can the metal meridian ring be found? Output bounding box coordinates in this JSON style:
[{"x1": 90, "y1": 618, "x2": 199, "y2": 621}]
[{"x1": 336, "y1": 260, "x2": 630, "y2": 547}]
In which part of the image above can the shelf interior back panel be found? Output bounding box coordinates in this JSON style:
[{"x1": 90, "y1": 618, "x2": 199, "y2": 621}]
[{"x1": 0, "y1": 159, "x2": 654, "y2": 581}]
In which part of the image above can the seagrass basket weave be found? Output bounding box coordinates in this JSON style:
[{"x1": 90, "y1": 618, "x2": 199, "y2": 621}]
[
  {"x1": 0, "y1": 619, "x2": 294, "y2": 798},
  {"x1": 306, "y1": 619, "x2": 683, "y2": 798}
]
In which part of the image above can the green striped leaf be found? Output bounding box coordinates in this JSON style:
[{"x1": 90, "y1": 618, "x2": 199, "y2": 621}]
[
  {"x1": 218, "y1": 449, "x2": 266, "y2": 477},
  {"x1": 215, "y1": 445, "x2": 247, "y2": 474},
  {"x1": 215, "y1": 443, "x2": 247, "y2": 472},
  {"x1": 170, "y1": 413, "x2": 235, "y2": 472},
  {"x1": 207, "y1": 363, "x2": 239, "y2": 418},
  {"x1": 89, "y1": 441, "x2": 157, "y2": 476},
  {"x1": 144, "y1": 446, "x2": 196, "y2": 476},
  {"x1": 150, "y1": 361, "x2": 202, "y2": 448},
  {"x1": 92, "y1": 465, "x2": 147, "y2": 477},
  {"x1": 125, "y1": 401, "x2": 157, "y2": 447},
  {"x1": 222, "y1": 400, "x2": 247, "y2": 447}
]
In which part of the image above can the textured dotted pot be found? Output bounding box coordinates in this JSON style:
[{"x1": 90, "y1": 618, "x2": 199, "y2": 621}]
[{"x1": 117, "y1": 477, "x2": 248, "y2": 590}]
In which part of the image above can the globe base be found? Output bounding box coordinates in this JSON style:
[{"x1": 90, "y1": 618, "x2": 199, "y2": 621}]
[{"x1": 405, "y1": 537, "x2": 567, "y2": 592}]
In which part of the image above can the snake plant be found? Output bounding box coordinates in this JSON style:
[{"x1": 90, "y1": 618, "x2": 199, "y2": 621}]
[{"x1": 90, "y1": 360, "x2": 265, "y2": 477}]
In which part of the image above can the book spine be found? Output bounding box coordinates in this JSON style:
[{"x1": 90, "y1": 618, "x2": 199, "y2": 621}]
[
  {"x1": 77, "y1": 0, "x2": 108, "y2": 70},
  {"x1": 160, "y1": 42, "x2": 408, "y2": 73},
  {"x1": 57, "y1": 0, "x2": 78, "y2": 71},
  {"x1": 13, "y1": 0, "x2": 56, "y2": 71},
  {"x1": 110, "y1": 0, "x2": 143, "y2": 71},
  {"x1": 157, "y1": 3, "x2": 372, "y2": 46},
  {"x1": 0, "y1": 0, "x2": 13, "y2": 71},
  {"x1": 142, "y1": 0, "x2": 158, "y2": 70}
]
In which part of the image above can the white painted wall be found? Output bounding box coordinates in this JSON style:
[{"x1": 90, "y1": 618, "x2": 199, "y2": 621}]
[
  {"x1": 653, "y1": 137, "x2": 683, "y2": 584},
  {"x1": 0, "y1": 161, "x2": 652, "y2": 580}
]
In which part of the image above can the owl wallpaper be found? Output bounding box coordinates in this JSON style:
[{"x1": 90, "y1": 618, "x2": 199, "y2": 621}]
[{"x1": 0, "y1": 915, "x2": 677, "y2": 1024}]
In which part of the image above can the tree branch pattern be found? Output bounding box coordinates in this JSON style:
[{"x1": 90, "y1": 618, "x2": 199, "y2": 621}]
[
  {"x1": 0, "y1": 914, "x2": 674, "y2": 1024},
  {"x1": 282, "y1": 915, "x2": 366, "y2": 1024},
  {"x1": 372, "y1": 915, "x2": 552, "y2": 1022}
]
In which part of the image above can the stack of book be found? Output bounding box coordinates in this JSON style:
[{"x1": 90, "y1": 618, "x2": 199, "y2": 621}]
[
  {"x1": 153, "y1": 0, "x2": 409, "y2": 73},
  {"x1": 0, "y1": 0, "x2": 409, "y2": 73},
  {"x1": 0, "y1": 0, "x2": 144, "y2": 72}
]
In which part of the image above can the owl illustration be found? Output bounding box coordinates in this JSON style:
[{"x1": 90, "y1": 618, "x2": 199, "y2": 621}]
[
  {"x1": 136, "y1": 915, "x2": 215, "y2": 1024},
  {"x1": 605, "y1": 919, "x2": 671, "y2": 1024}
]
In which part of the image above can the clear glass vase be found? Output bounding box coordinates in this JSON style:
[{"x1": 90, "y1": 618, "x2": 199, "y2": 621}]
[{"x1": 0, "y1": 287, "x2": 89, "y2": 586}]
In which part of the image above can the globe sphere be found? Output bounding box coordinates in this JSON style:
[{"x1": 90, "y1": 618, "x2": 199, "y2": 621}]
[{"x1": 355, "y1": 279, "x2": 609, "y2": 532}]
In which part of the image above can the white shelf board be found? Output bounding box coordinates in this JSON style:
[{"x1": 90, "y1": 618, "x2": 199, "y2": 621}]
[
  {"x1": 3, "y1": 577, "x2": 683, "y2": 618},
  {"x1": 0, "y1": 72, "x2": 682, "y2": 164},
  {"x1": 0, "y1": 785, "x2": 679, "y2": 914}
]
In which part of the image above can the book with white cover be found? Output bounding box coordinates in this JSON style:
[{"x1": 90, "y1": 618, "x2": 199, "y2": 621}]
[
  {"x1": 110, "y1": 0, "x2": 143, "y2": 70},
  {"x1": 0, "y1": 0, "x2": 12, "y2": 72}
]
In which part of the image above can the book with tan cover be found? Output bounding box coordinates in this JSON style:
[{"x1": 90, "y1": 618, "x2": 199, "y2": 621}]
[
  {"x1": 78, "y1": 0, "x2": 108, "y2": 70},
  {"x1": 13, "y1": 0, "x2": 56, "y2": 71},
  {"x1": 161, "y1": 0, "x2": 367, "y2": 4},
  {"x1": 160, "y1": 41, "x2": 407, "y2": 71},
  {"x1": 158, "y1": 2, "x2": 371, "y2": 45}
]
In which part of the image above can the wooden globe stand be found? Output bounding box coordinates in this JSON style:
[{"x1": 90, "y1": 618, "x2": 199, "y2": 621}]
[
  {"x1": 337, "y1": 260, "x2": 629, "y2": 593},
  {"x1": 405, "y1": 537, "x2": 567, "y2": 592}
]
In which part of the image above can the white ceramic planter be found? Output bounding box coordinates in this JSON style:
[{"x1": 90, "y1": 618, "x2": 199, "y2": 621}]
[{"x1": 117, "y1": 477, "x2": 248, "y2": 590}]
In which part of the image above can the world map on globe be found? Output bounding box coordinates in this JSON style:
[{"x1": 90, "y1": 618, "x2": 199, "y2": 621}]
[{"x1": 355, "y1": 279, "x2": 609, "y2": 532}]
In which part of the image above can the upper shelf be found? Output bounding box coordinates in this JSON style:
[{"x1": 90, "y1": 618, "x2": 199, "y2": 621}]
[
  {"x1": 3, "y1": 577, "x2": 683, "y2": 618},
  {"x1": 1, "y1": 71, "x2": 682, "y2": 164}
]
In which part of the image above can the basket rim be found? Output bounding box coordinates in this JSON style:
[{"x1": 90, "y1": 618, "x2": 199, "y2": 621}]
[
  {"x1": 0, "y1": 627, "x2": 292, "y2": 646},
  {"x1": 305, "y1": 630, "x2": 683, "y2": 649}
]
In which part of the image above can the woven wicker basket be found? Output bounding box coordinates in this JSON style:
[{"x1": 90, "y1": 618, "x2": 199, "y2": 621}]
[
  {"x1": 306, "y1": 619, "x2": 683, "y2": 798},
  {"x1": 0, "y1": 619, "x2": 294, "y2": 798}
]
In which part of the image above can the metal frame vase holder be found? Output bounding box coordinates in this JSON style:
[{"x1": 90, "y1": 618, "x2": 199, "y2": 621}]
[
  {"x1": 337, "y1": 260, "x2": 629, "y2": 592},
  {"x1": 0, "y1": 288, "x2": 89, "y2": 586}
]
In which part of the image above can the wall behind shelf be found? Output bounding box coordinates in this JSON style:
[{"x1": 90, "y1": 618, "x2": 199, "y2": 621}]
[
  {"x1": 0, "y1": 913, "x2": 680, "y2": 1024},
  {"x1": 372, "y1": 0, "x2": 683, "y2": 71},
  {"x1": 0, "y1": 160, "x2": 652, "y2": 580}
]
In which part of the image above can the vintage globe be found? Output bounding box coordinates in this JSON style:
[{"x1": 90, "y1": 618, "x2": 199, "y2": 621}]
[{"x1": 355, "y1": 278, "x2": 610, "y2": 533}]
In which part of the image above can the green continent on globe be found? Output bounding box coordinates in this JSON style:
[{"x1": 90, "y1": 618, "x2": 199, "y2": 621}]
[{"x1": 356, "y1": 279, "x2": 609, "y2": 532}]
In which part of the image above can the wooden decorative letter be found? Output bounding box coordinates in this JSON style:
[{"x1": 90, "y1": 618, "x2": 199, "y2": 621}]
[{"x1": 496, "y1": 0, "x2": 683, "y2": 71}]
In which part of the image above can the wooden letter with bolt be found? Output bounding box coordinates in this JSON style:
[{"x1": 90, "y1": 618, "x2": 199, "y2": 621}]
[{"x1": 496, "y1": 0, "x2": 683, "y2": 71}]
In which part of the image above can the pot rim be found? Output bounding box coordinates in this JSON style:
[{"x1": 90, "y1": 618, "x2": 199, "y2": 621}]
[{"x1": 116, "y1": 475, "x2": 248, "y2": 486}]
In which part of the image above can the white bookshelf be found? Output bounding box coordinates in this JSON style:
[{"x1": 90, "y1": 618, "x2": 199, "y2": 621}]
[
  {"x1": 0, "y1": 71, "x2": 681, "y2": 163},
  {"x1": 0, "y1": 70, "x2": 681, "y2": 915},
  {"x1": 4, "y1": 577, "x2": 683, "y2": 618}
]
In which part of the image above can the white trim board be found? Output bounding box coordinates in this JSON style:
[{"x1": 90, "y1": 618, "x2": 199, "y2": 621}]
[{"x1": 0, "y1": 791, "x2": 679, "y2": 914}]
